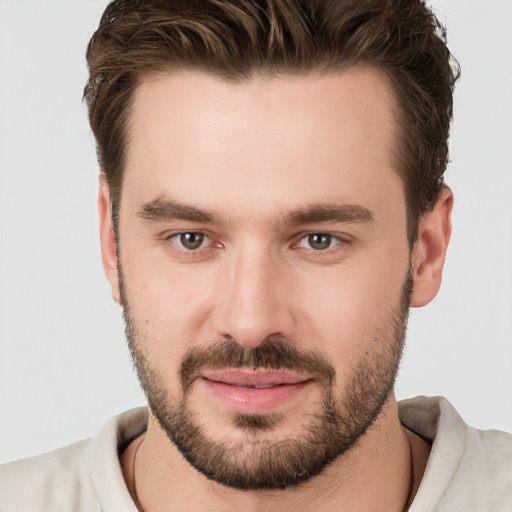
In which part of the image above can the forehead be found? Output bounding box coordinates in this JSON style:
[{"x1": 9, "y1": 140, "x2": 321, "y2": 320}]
[{"x1": 123, "y1": 68, "x2": 403, "y2": 224}]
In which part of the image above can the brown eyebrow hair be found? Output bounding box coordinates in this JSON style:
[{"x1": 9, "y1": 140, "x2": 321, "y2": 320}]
[
  {"x1": 283, "y1": 204, "x2": 374, "y2": 226},
  {"x1": 137, "y1": 197, "x2": 374, "y2": 227},
  {"x1": 137, "y1": 197, "x2": 215, "y2": 223}
]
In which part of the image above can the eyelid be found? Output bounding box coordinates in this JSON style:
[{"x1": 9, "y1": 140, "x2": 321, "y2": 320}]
[
  {"x1": 160, "y1": 229, "x2": 352, "y2": 256},
  {"x1": 164, "y1": 229, "x2": 207, "y2": 238},
  {"x1": 163, "y1": 230, "x2": 219, "y2": 254},
  {"x1": 292, "y1": 231, "x2": 353, "y2": 251}
]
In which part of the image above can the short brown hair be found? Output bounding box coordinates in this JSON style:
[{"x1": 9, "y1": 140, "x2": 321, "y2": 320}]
[{"x1": 84, "y1": 0, "x2": 459, "y2": 243}]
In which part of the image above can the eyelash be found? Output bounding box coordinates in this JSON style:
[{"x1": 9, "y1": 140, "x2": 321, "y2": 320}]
[
  {"x1": 162, "y1": 231, "x2": 352, "y2": 255},
  {"x1": 164, "y1": 231, "x2": 215, "y2": 253},
  {"x1": 294, "y1": 233, "x2": 346, "y2": 252}
]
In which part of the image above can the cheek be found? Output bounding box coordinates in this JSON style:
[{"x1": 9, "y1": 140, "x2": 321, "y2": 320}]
[
  {"x1": 293, "y1": 251, "x2": 409, "y2": 368},
  {"x1": 120, "y1": 249, "x2": 219, "y2": 353}
]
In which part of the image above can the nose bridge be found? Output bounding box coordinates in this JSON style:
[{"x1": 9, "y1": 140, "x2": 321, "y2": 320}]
[{"x1": 215, "y1": 241, "x2": 292, "y2": 348}]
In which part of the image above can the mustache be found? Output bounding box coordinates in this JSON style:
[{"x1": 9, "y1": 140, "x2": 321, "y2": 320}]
[{"x1": 180, "y1": 337, "x2": 336, "y2": 393}]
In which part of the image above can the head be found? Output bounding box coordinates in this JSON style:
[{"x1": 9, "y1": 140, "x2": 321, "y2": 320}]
[{"x1": 88, "y1": 0, "x2": 456, "y2": 491}]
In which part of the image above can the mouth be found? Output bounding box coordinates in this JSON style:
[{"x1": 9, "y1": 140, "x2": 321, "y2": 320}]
[{"x1": 201, "y1": 369, "x2": 313, "y2": 415}]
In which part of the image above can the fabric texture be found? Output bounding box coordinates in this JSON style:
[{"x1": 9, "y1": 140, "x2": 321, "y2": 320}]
[{"x1": 1, "y1": 396, "x2": 511, "y2": 511}]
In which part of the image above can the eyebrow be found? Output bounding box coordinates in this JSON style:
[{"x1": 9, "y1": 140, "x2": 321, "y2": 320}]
[
  {"x1": 283, "y1": 204, "x2": 374, "y2": 226},
  {"x1": 137, "y1": 197, "x2": 374, "y2": 226},
  {"x1": 137, "y1": 197, "x2": 216, "y2": 223}
]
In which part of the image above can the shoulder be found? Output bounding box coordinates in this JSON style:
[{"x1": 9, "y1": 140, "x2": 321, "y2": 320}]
[
  {"x1": 400, "y1": 396, "x2": 512, "y2": 512},
  {"x1": 0, "y1": 407, "x2": 147, "y2": 512},
  {"x1": 0, "y1": 439, "x2": 99, "y2": 512},
  {"x1": 461, "y1": 424, "x2": 512, "y2": 504}
]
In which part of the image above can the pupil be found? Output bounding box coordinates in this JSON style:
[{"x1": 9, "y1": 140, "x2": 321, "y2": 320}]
[
  {"x1": 181, "y1": 233, "x2": 203, "y2": 249},
  {"x1": 309, "y1": 234, "x2": 331, "y2": 250}
]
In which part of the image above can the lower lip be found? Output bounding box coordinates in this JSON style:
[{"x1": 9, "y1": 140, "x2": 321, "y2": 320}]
[{"x1": 202, "y1": 378, "x2": 311, "y2": 415}]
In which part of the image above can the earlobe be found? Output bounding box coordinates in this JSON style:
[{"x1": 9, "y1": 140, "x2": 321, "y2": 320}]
[
  {"x1": 98, "y1": 177, "x2": 121, "y2": 304},
  {"x1": 410, "y1": 188, "x2": 453, "y2": 308}
]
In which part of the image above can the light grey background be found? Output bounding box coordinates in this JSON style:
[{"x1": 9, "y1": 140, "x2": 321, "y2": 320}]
[{"x1": 0, "y1": 0, "x2": 511, "y2": 464}]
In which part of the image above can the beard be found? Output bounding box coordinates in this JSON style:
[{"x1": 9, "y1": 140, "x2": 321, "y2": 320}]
[{"x1": 120, "y1": 268, "x2": 412, "y2": 491}]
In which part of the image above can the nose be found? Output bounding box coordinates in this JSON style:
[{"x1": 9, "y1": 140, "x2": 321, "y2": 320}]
[{"x1": 213, "y1": 245, "x2": 295, "y2": 349}]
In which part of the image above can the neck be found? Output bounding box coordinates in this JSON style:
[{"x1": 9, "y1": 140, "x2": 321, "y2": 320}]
[{"x1": 121, "y1": 394, "x2": 430, "y2": 512}]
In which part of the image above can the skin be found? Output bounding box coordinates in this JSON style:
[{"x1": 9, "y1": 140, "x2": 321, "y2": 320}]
[{"x1": 99, "y1": 68, "x2": 452, "y2": 511}]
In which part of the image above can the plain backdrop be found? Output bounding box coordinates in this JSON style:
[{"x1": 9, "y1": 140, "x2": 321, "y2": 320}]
[{"x1": 0, "y1": 0, "x2": 511, "y2": 464}]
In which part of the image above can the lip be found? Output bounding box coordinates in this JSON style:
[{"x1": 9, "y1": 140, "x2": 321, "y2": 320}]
[{"x1": 201, "y1": 369, "x2": 312, "y2": 415}]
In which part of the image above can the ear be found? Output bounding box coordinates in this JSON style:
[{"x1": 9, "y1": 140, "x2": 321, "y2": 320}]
[
  {"x1": 410, "y1": 187, "x2": 453, "y2": 308},
  {"x1": 98, "y1": 177, "x2": 121, "y2": 304}
]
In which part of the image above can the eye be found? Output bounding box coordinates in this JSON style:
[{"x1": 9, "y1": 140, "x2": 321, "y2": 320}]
[
  {"x1": 169, "y1": 232, "x2": 210, "y2": 250},
  {"x1": 298, "y1": 233, "x2": 340, "y2": 251}
]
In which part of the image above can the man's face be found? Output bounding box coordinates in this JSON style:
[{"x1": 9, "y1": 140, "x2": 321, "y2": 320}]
[{"x1": 113, "y1": 68, "x2": 412, "y2": 489}]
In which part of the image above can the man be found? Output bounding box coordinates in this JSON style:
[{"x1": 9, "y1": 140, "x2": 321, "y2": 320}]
[{"x1": 0, "y1": 0, "x2": 510, "y2": 510}]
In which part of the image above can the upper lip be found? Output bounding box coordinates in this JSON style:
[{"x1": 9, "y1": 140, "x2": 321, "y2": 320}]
[{"x1": 202, "y1": 369, "x2": 310, "y2": 387}]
